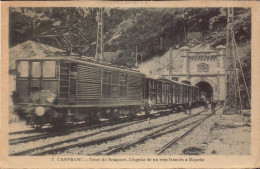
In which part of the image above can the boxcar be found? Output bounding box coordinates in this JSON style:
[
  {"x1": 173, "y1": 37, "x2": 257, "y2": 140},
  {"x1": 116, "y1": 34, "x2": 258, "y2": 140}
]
[
  {"x1": 144, "y1": 77, "x2": 200, "y2": 111},
  {"x1": 14, "y1": 56, "x2": 145, "y2": 128},
  {"x1": 159, "y1": 78, "x2": 200, "y2": 108},
  {"x1": 144, "y1": 75, "x2": 172, "y2": 110}
]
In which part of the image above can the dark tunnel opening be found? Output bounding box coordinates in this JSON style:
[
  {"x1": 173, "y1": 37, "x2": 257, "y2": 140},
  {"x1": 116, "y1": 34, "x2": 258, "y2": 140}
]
[{"x1": 195, "y1": 81, "x2": 213, "y2": 100}]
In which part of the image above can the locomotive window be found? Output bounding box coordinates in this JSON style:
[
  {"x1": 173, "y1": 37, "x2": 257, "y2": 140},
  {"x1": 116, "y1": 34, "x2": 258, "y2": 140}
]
[
  {"x1": 43, "y1": 61, "x2": 56, "y2": 78},
  {"x1": 102, "y1": 71, "x2": 112, "y2": 97},
  {"x1": 111, "y1": 85, "x2": 118, "y2": 97},
  {"x1": 70, "y1": 63, "x2": 77, "y2": 72},
  {"x1": 112, "y1": 73, "x2": 119, "y2": 84},
  {"x1": 17, "y1": 61, "x2": 29, "y2": 77},
  {"x1": 119, "y1": 74, "x2": 127, "y2": 85},
  {"x1": 103, "y1": 71, "x2": 112, "y2": 83},
  {"x1": 119, "y1": 73, "x2": 127, "y2": 97},
  {"x1": 31, "y1": 62, "x2": 41, "y2": 77},
  {"x1": 111, "y1": 73, "x2": 120, "y2": 97}
]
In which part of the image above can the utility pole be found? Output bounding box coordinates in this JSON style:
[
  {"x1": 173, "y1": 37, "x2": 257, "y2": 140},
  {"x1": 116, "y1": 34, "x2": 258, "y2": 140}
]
[
  {"x1": 135, "y1": 46, "x2": 138, "y2": 67},
  {"x1": 169, "y1": 47, "x2": 173, "y2": 80},
  {"x1": 95, "y1": 8, "x2": 104, "y2": 61},
  {"x1": 224, "y1": 8, "x2": 238, "y2": 114}
]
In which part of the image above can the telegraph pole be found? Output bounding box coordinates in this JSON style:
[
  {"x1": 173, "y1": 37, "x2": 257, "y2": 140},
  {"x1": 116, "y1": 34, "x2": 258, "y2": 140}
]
[
  {"x1": 95, "y1": 8, "x2": 104, "y2": 61},
  {"x1": 224, "y1": 8, "x2": 238, "y2": 114}
]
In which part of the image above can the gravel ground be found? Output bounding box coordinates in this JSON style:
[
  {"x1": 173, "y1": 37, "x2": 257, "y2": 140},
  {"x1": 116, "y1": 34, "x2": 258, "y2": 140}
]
[
  {"x1": 9, "y1": 107, "x2": 204, "y2": 155},
  {"x1": 60, "y1": 113, "x2": 206, "y2": 155},
  {"x1": 202, "y1": 113, "x2": 251, "y2": 155},
  {"x1": 59, "y1": 124, "x2": 170, "y2": 155},
  {"x1": 115, "y1": 114, "x2": 207, "y2": 155},
  {"x1": 9, "y1": 121, "x2": 35, "y2": 133},
  {"x1": 160, "y1": 107, "x2": 251, "y2": 155}
]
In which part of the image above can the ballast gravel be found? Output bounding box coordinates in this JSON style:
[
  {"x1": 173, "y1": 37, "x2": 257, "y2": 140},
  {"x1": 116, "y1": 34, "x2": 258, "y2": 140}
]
[{"x1": 9, "y1": 107, "x2": 204, "y2": 155}]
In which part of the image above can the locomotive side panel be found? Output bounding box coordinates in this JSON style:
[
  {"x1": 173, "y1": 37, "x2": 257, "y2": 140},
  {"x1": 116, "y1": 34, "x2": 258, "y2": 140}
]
[
  {"x1": 76, "y1": 63, "x2": 102, "y2": 104},
  {"x1": 126, "y1": 73, "x2": 144, "y2": 105},
  {"x1": 76, "y1": 62, "x2": 144, "y2": 107}
]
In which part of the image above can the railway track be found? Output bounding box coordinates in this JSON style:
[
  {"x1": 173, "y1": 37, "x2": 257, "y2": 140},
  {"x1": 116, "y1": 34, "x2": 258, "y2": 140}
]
[
  {"x1": 9, "y1": 107, "x2": 181, "y2": 145},
  {"x1": 9, "y1": 118, "x2": 127, "y2": 136},
  {"x1": 90, "y1": 114, "x2": 211, "y2": 155},
  {"x1": 90, "y1": 106, "x2": 222, "y2": 156},
  {"x1": 10, "y1": 107, "x2": 204, "y2": 156},
  {"x1": 34, "y1": 112, "x2": 205, "y2": 156},
  {"x1": 9, "y1": 118, "x2": 144, "y2": 145},
  {"x1": 10, "y1": 106, "x2": 202, "y2": 146},
  {"x1": 9, "y1": 118, "x2": 149, "y2": 156},
  {"x1": 9, "y1": 128, "x2": 51, "y2": 135},
  {"x1": 155, "y1": 114, "x2": 212, "y2": 155},
  {"x1": 9, "y1": 117, "x2": 134, "y2": 136},
  {"x1": 155, "y1": 106, "x2": 222, "y2": 155}
]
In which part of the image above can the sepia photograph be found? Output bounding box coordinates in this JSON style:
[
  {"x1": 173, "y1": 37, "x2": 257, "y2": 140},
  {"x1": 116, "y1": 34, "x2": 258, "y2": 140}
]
[
  {"x1": 7, "y1": 6, "x2": 252, "y2": 156},
  {"x1": 1, "y1": 1, "x2": 259, "y2": 168}
]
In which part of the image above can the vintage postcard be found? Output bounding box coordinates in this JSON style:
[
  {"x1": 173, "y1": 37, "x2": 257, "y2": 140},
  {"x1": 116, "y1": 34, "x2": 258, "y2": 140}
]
[{"x1": 1, "y1": 1, "x2": 260, "y2": 168}]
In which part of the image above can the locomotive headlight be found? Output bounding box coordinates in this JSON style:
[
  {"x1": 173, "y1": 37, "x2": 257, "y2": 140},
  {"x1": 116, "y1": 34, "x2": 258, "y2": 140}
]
[
  {"x1": 46, "y1": 93, "x2": 56, "y2": 103},
  {"x1": 35, "y1": 106, "x2": 45, "y2": 116}
]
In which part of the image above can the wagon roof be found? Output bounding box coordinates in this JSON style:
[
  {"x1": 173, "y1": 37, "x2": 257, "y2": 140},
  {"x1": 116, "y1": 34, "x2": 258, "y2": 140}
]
[
  {"x1": 17, "y1": 54, "x2": 143, "y2": 75},
  {"x1": 157, "y1": 77, "x2": 199, "y2": 88}
]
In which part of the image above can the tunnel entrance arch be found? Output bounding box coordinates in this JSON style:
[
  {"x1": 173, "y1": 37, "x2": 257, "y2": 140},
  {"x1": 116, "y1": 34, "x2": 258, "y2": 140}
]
[
  {"x1": 195, "y1": 81, "x2": 213, "y2": 100},
  {"x1": 171, "y1": 45, "x2": 227, "y2": 102},
  {"x1": 162, "y1": 46, "x2": 226, "y2": 102}
]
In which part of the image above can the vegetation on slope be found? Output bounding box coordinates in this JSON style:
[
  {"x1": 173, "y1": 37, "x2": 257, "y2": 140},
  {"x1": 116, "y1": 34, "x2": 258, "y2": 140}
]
[
  {"x1": 9, "y1": 7, "x2": 251, "y2": 108},
  {"x1": 10, "y1": 7, "x2": 250, "y2": 62}
]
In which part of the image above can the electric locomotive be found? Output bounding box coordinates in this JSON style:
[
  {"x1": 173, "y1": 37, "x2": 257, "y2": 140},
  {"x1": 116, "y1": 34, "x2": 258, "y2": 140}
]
[{"x1": 13, "y1": 55, "x2": 144, "y2": 128}]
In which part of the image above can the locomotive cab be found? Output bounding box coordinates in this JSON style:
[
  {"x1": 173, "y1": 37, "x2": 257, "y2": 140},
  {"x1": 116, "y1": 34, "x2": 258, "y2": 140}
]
[
  {"x1": 16, "y1": 60, "x2": 58, "y2": 104},
  {"x1": 14, "y1": 59, "x2": 59, "y2": 128}
]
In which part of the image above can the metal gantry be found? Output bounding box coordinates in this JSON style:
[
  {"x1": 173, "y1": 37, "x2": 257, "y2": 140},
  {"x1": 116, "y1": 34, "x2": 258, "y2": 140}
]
[
  {"x1": 224, "y1": 8, "x2": 238, "y2": 114},
  {"x1": 95, "y1": 8, "x2": 104, "y2": 61}
]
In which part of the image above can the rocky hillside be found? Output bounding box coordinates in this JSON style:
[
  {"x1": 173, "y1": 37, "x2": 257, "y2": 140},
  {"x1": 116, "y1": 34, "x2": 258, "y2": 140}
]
[
  {"x1": 10, "y1": 7, "x2": 250, "y2": 62},
  {"x1": 9, "y1": 7, "x2": 251, "y2": 108}
]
